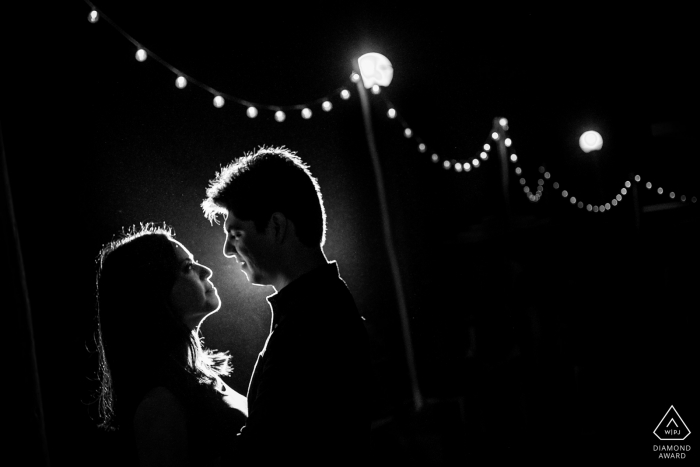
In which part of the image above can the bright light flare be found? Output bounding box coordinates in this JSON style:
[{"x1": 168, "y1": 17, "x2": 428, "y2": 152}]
[
  {"x1": 175, "y1": 76, "x2": 187, "y2": 89},
  {"x1": 579, "y1": 130, "x2": 603, "y2": 153},
  {"x1": 135, "y1": 49, "x2": 147, "y2": 62}
]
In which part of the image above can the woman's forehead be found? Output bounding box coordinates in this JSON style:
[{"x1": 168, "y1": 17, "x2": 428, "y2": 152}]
[{"x1": 169, "y1": 239, "x2": 193, "y2": 260}]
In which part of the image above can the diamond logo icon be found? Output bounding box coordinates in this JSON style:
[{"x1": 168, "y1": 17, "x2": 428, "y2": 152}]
[{"x1": 654, "y1": 405, "x2": 691, "y2": 441}]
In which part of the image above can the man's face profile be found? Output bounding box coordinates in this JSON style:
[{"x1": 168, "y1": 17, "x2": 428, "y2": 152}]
[{"x1": 223, "y1": 211, "x2": 276, "y2": 286}]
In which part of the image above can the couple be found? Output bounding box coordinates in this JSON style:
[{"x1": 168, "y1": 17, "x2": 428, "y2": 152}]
[{"x1": 95, "y1": 147, "x2": 373, "y2": 466}]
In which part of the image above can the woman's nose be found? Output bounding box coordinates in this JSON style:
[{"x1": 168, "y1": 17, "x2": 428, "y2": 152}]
[{"x1": 198, "y1": 263, "x2": 213, "y2": 279}]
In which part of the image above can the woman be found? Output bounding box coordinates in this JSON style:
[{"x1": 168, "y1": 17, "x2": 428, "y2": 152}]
[{"x1": 94, "y1": 223, "x2": 246, "y2": 466}]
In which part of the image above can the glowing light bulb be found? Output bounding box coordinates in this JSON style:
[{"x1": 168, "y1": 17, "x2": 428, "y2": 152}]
[
  {"x1": 570, "y1": 197, "x2": 576, "y2": 204},
  {"x1": 464, "y1": 163, "x2": 471, "y2": 172},
  {"x1": 340, "y1": 89, "x2": 350, "y2": 100},
  {"x1": 431, "y1": 154, "x2": 439, "y2": 163},
  {"x1": 418, "y1": 143, "x2": 426, "y2": 153},
  {"x1": 605, "y1": 203, "x2": 611, "y2": 210},
  {"x1": 510, "y1": 154, "x2": 517, "y2": 162},
  {"x1": 387, "y1": 108, "x2": 396, "y2": 118},
  {"x1": 480, "y1": 151, "x2": 488, "y2": 160},
  {"x1": 681, "y1": 195, "x2": 687, "y2": 202},
  {"x1": 515, "y1": 167, "x2": 522, "y2": 175},
  {"x1": 492, "y1": 132, "x2": 499, "y2": 140},
  {"x1": 472, "y1": 159, "x2": 480, "y2": 167},
  {"x1": 246, "y1": 107, "x2": 258, "y2": 118},
  {"x1": 538, "y1": 179, "x2": 544, "y2": 186},
  {"x1": 625, "y1": 181, "x2": 631, "y2": 188},
  {"x1": 600, "y1": 206, "x2": 606, "y2": 212},
  {"x1": 693, "y1": 197, "x2": 698, "y2": 203},
  {"x1": 213, "y1": 96, "x2": 224, "y2": 108},
  {"x1": 635, "y1": 175, "x2": 641, "y2": 182},
  {"x1": 404, "y1": 128, "x2": 412, "y2": 138},
  {"x1": 553, "y1": 182, "x2": 560, "y2": 189},
  {"x1": 544, "y1": 172, "x2": 550, "y2": 179},
  {"x1": 484, "y1": 144, "x2": 491, "y2": 151},
  {"x1": 587, "y1": 204, "x2": 592, "y2": 211},
  {"x1": 578, "y1": 202, "x2": 583, "y2": 208},
  {"x1": 455, "y1": 163, "x2": 463, "y2": 172},
  {"x1": 657, "y1": 187, "x2": 663, "y2": 194},
  {"x1": 524, "y1": 187, "x2": 530, "y2": 193},
  {"x1": 505, "y1": 138, "x2": 512, "y2": 147},
  {"x1": 371, "y1": 84, "x2": 381, "y2": 94},
  {"x1": 499, "y1": 118, "x2": 508, "y2": 127},
  {"x1": 175, "y1": 76, "x2": 187, "y2": 89},
  {"x1": 562, "y1": 190, "x2": 568, "y2": 197},
  {"x1": 520, "y1": 178, "x2": 526, "y2": 185},
  {"x1": 322, "y1": 101, "x2": 333, "y2": 111},
  {"x1": 88, "y1": 10, "x2": 99, "y2": 23},
  {"x1": 621, "y1": 188, "x2": 627, "y2": 195},
  {"x1": 669, "y1": 192, "x2": 675, "y2": 199},
  {"x1": 443, "y1": 160, "x2": 451, "y2": 170},
  {"x1": 593, "y1": 206, "x2": 599, "y2": 212},
  {"x1": 301, "y1": 108, "x2": 312, "y2": 119},
  {"x1": 612, "y1": 199, "x2": 618, "y2": 206},
  {"x1": 646, "y1": 182, "x2": 652, "y2": 189},
  {"x1": 350, "y1": 73, "x2": 361, "y2": 83},
  {"x1": 274, "y1": 110, "x2": 286, "y2": 122},
  {"x1": 579, "y1": 130, "x2": 603, "y2": 153},
  {"x1": 135, "y1": 49, "x2": 147, "y2": 62},
  {"x1": 616, "y1": 194, "x2": 622, "y2": 201}
]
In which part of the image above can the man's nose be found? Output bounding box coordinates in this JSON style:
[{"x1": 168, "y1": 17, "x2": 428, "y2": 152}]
[{"x1": 223, "y1": 236, "x2": 237, "y2": 258}]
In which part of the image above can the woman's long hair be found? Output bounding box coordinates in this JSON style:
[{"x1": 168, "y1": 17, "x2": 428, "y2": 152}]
[{"x1": 95, "y1": 224, "x2": 231, "y2": 431}]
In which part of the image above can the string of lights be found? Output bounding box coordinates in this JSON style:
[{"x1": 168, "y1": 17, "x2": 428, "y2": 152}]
[
  {"x1": 84, "y1": 3, "x2": 698, "y2": 213},
  {"x1": 501, "y1": 128, "x2": 698, "y2": 212},
  {"x1": 367, "y1": 87, "x2": 497, "y2": 174},
  {"x1": 84, "y1": 1, "x2": 354, "y2": 120}
]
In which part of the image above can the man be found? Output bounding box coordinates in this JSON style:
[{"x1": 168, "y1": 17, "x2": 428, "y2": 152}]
[{"x1": 201, "y1": 146, "x2": 373, "y2": 465}]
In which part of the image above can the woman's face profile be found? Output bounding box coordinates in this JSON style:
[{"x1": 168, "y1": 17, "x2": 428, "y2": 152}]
[{"x1": 168, "y1": 239, "x2": 221, "y2": 330}]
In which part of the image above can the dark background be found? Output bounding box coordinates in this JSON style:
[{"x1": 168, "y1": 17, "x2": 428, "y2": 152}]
[{"x1": 2, "y1": 3, "x2": 698, "y2": 465}]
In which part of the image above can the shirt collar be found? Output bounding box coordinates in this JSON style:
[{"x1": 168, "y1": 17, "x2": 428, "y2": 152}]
[{"x1": 266, "y1": 261, "x2": 340, "y2": 326}]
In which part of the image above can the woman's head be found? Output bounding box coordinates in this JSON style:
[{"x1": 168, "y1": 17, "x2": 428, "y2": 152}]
[{"x1": 95, "y1": 223, "x2": 227, "y2": 429}]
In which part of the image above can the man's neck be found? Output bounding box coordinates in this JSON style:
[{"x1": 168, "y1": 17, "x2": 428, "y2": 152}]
[{"x1": 271, "y1": 248, "x2": 328, "y2": 292}]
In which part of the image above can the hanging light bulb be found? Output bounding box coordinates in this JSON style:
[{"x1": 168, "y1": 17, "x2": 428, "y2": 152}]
[
  {"x1": 472, "y1": 159, "x2": 480, "y2": 167},
  {"x1": 350, "y1": 73, "x2": 361, "y2": 83},
  {"x1": 510, "y1": 154, "x2": 518, "y2": 162},
  {"x1": 505, "y1": 138, "x2": 512, "y2": 147},
  {"x1": 553, "y1": 182, "x2": 560, "y2": 189},
  {"x1": 621, "y1": 188, "x2": 627, "y2": 195},
  {"x1": 635, "y1": 175, "x2": 641, "y2": 182},
  {"x1": 275, "y1": 110, "x2": 286, "y2": 122},
  {"x1": 246, "y1": 107, "x2": 258, "y2": 118},
  {"x1": 499, "y1": 118, "x2": 508, "y2": 127},
  {"x1": 515, "y1": 167, "x2": 522, "y2": 175},
  {"x1": 455, "y1": 162, "x2": 463, "y2": 172},
  {"x1": 418, "y1": 143, "x2": 426, "y2": 153},
  {"x1": 88, "y1": 10, "x2": 99, "y2": 23},
  {"x1": 443, "y1": 160, "x2": 451, "y2": 170},
  {"x1": 544, "y1": 172, "x2": 551, "y2": 179},
  {"x1": 431, "y1": 154, "x2": 439, "y2": 163},
  {"x1": 646, "y1": 182, "x2": 652, "y2": 189},
  {"x1": 301, "y1": 108, "x2": 312, "y2": 119},
  {"x1": 371, "y1": 84, "x2": 381, "y2": 94},
  {"x1": 669, "y1": 192, "x2": 676, "y2": 199},
  {"x1": 322, "y1": 101, "x2": 333, "y2": 111},
  {"x1": 340, "y1": 89, "x2": 350, "y2": 100},
  {"x1": 135, "y1": 49, "x2": 147, "y2": 62},
  {"x1": 484, "y1": 144, "x2": 491, "y2": 151},
  {"x1": 562, "y1": 190, "x2": 568, "y2": 197},
  {"x1": 520, "y1": 178, "x2": 526, "y2": 185},
  {"x1": 625, "y1": 181, "x2": 631, "y2": 188},
  {"x1": 578, "y1": 201, "x2": 583, "y2": 208},
  {"x1": 175, "y1": 76, "x2": 187, "y2": 89},
  {"x1": 404, "y1": 128, "x2": 412, "y2": 138},
  {"x1": 491, "y1": 131, "x2": 500, "y2": 140},
  {"x1": 463, "y1": 162, "x2": 471, "y2": 172},
  {"x1": 387, "y1": 108, "x2": 396, "y2": 119},
  {"x1": 213, "y1": 96, "x2": 224, "y2": 108},
  {"x1": 480, "y1": 152, "x2": 488, "y2": 160}
]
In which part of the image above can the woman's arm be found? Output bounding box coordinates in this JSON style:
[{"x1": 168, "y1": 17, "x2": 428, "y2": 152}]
[
  {"x1": 219, "y1": 382, "x2": 248, "y2": 418},
  {"x1": 133, "y1": 386, "x2": 190, "y2": 467}
]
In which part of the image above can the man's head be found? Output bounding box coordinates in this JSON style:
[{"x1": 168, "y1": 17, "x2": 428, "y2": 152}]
[{"x1": 201, "y1": 146, "x2": 327, "y2": 286}]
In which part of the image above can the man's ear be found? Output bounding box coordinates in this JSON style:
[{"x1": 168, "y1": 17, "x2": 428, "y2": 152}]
[{"x1": 269, "y1": 212, "x2": 289, "y2": 243}]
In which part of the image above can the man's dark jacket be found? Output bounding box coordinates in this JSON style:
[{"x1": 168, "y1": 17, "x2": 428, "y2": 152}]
[{"x1": 226, "y1": 261, "x2": 373, "y2": 465}]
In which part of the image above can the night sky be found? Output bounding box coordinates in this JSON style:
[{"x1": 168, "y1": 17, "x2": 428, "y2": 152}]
[{"x1": 3, "y1": 3, "x2": 698, "y2": 465}]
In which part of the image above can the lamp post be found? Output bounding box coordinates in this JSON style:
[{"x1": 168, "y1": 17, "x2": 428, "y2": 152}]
[{"x1": 354, "y1": 53, "x2": 423, "y2": 412}]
